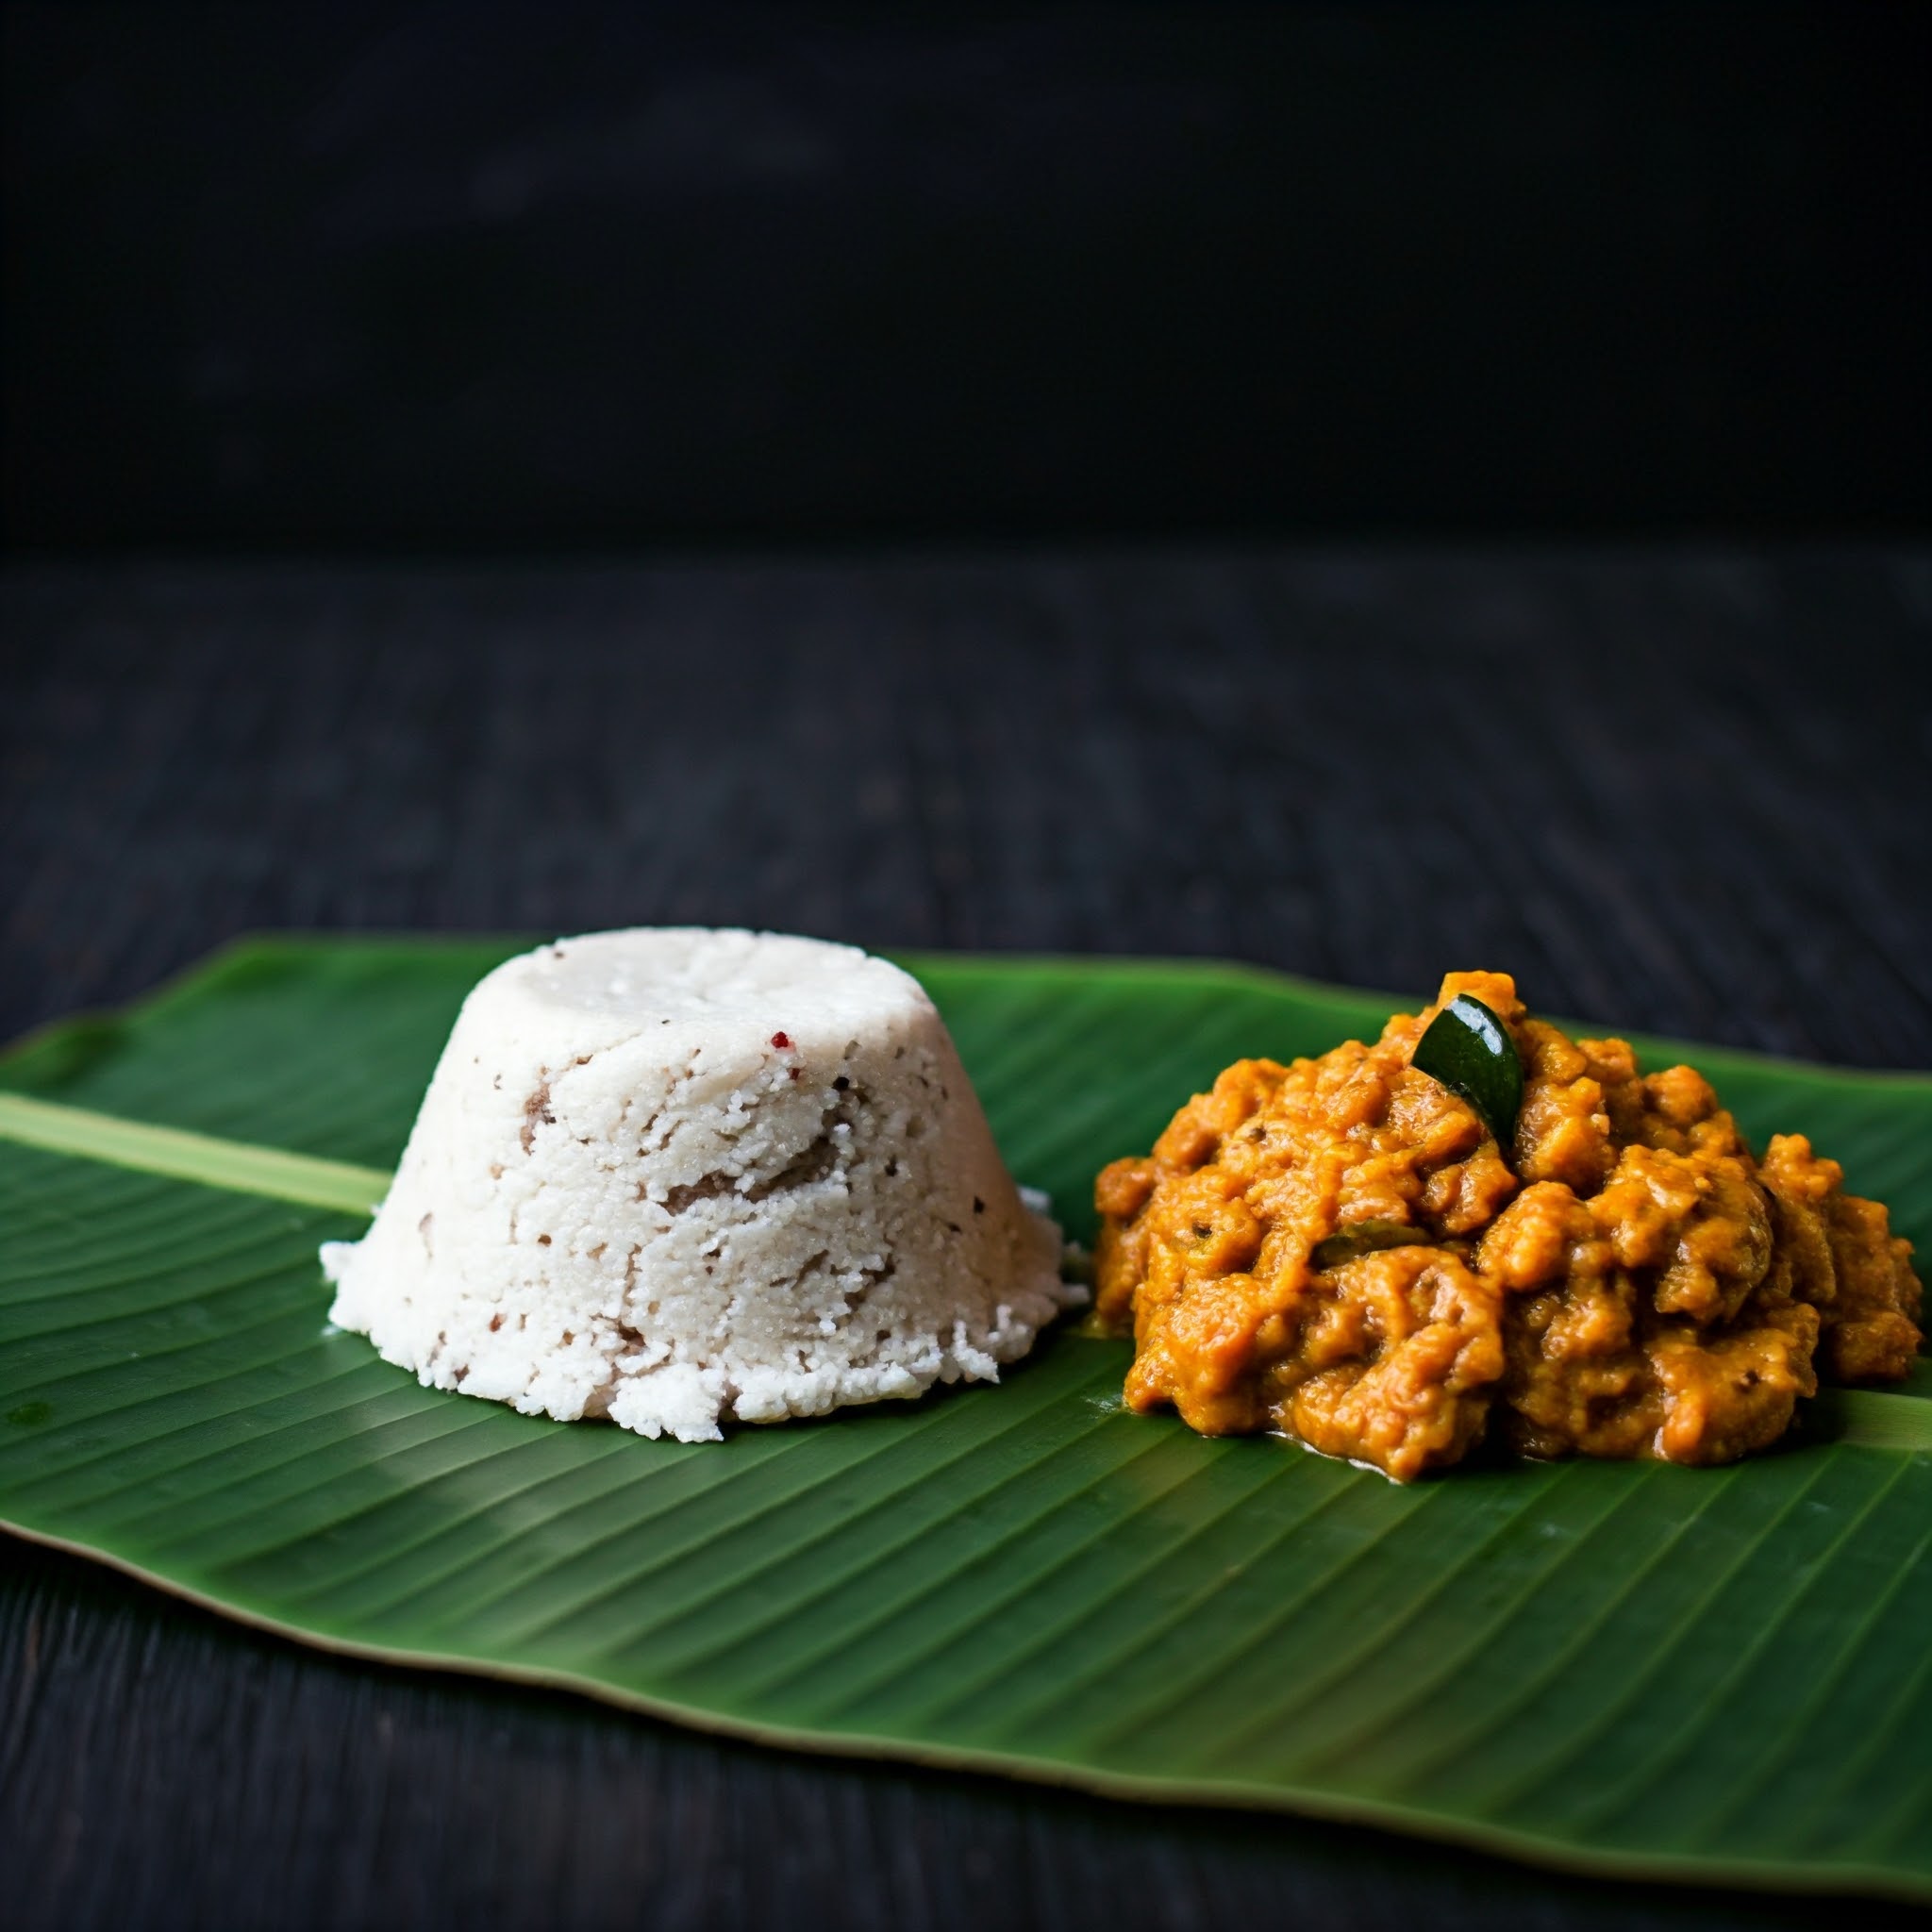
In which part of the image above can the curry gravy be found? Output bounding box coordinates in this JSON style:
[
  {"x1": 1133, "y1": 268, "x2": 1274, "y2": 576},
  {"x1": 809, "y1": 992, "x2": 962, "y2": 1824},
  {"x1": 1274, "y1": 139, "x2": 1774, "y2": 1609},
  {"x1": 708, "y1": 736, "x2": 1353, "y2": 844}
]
[{"x1": 1093, "y1": 972, "x2": 1922, "y2": 1479}]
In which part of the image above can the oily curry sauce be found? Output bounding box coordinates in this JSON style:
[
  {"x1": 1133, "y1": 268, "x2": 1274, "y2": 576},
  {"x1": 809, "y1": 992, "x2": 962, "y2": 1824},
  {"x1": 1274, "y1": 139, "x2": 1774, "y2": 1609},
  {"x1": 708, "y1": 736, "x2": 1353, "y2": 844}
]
[{"x1": 1092, "y1": 971, "x2": 1922, "y2": 1480}]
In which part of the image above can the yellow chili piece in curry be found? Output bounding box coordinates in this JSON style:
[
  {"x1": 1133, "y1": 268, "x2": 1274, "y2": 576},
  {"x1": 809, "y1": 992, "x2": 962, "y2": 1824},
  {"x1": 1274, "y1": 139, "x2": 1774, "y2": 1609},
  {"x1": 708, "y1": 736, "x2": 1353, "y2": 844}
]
[{"x1": 1092, "y1": 971, "x2": 1923, "y2": 1480}]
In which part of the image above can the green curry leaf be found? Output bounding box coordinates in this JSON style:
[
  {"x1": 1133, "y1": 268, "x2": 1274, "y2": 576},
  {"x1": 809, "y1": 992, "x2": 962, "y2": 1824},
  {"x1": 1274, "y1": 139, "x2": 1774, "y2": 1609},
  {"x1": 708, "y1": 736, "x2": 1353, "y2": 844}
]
[
  {"x1": 1410, "y1": 993, "x2": 1524, "y2": 1146},
  {"x1": 1310, "y1": 1218, "x2": 1429, "y2": 1270}
]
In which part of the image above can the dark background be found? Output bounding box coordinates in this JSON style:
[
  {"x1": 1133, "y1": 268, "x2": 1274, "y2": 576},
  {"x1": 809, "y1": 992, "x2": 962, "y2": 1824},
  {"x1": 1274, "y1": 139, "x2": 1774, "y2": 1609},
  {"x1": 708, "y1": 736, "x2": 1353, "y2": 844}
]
[
  {"x1": 4, "y1": 6, "x2": 1931, "y2": 1931},
  {"x1": 5, "y1": 1, "x2": 1930, "y2": 552}
]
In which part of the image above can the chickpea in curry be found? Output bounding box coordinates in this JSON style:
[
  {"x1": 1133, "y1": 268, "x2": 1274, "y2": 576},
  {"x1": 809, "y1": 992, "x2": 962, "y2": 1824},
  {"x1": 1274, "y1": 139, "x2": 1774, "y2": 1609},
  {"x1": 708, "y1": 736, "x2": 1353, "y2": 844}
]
[{"x1": 1092, "y1": 971, "x2": 1922, "y2": 1480}]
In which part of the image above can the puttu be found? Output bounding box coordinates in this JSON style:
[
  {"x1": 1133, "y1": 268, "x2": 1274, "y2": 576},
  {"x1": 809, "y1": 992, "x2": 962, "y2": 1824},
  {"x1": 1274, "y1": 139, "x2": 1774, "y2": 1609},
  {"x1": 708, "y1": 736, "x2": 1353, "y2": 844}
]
[{"x1": 321, "y1": 928, "x2": 1074, "y2": 1441}]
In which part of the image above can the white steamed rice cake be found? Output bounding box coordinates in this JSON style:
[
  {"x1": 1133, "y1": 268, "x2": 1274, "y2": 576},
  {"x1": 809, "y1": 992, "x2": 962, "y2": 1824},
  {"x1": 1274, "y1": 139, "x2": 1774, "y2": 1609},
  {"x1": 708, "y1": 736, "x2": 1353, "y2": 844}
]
[{"x1": 321, "y1": 928, "x2": 1074, "y2": 1441}]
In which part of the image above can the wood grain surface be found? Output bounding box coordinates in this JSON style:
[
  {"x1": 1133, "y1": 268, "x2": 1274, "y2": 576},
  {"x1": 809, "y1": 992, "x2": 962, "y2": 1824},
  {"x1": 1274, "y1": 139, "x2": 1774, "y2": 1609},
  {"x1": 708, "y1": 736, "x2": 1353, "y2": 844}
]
[{"x1": 3, "y1": 549, "x2": 1928, "y2": 1929}]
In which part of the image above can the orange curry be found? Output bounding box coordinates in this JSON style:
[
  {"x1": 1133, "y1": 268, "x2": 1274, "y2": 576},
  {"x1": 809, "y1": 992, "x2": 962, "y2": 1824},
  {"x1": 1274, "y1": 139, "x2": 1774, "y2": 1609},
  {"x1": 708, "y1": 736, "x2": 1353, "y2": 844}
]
[{"x1": 1092, "y1": 971, "x2": 1922, "y2": 1480}]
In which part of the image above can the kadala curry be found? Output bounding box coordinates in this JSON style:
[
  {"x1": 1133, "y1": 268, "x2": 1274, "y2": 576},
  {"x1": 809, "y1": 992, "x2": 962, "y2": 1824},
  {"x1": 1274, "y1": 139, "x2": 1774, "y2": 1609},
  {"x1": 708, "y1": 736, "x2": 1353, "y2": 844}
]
[{"x1": 1092, "y1": 971, "x2": 1923, "y2": 1480}]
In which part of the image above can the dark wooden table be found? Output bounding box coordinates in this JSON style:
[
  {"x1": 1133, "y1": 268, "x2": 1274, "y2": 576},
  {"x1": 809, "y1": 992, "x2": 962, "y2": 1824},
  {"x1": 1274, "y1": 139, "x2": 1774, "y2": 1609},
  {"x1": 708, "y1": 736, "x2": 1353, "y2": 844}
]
[{"x1": 4, "y1": 548, "x2": 1928, "y2": 1930}]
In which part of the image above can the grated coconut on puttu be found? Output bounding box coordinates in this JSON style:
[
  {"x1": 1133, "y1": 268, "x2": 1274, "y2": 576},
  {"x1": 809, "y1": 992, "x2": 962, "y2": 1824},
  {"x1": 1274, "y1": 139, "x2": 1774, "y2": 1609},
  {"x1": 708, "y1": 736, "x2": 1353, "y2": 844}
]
[{"x1": 322, "y1": 928, "x2": 1075, "y2": 1441}]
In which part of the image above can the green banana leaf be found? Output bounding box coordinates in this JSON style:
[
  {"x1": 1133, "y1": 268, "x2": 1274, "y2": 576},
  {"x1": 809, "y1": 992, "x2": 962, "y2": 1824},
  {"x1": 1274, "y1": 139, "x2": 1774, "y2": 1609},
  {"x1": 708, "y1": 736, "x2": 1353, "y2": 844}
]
[{"x1": 3, "y1": 939, "x2": 1928, "y2": 1900}]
